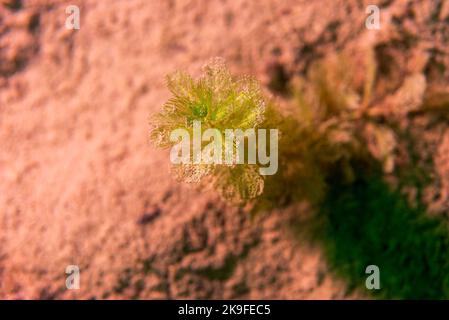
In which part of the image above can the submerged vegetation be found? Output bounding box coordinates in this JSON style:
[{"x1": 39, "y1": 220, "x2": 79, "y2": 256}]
[
  {"x1": 150, "y1": 50, "x2": 449, "y2": 298},
  {"x1": 150, "y1": 58, "x2": 279, "y2": 203}
]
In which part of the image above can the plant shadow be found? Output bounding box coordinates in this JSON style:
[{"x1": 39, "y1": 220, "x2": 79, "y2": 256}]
[{"x1": 292, "y1": 171, "x2": 449, "y2": 299}]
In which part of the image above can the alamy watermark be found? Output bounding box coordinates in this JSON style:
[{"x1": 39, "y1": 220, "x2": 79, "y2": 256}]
[
  {"x1": 365, "y1": 5, "x2": 380, "y2": 30},
  {"x1": 66, "y1": 265, "x2": 80, "y2": 290},
  {"x1": 365, "y1": 265, "x2": 380, "y2": 290},
  {"x1": 169, "y1": 120, "x2": 279, "y2": 175},
  {"x1": 65, "y1": 5, "x2": 80, "y2": 30}
]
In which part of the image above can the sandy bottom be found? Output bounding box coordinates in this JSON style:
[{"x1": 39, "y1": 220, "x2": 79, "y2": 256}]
[{"x1": 0, "y1": 0, "x2": 448, "y2": 299}]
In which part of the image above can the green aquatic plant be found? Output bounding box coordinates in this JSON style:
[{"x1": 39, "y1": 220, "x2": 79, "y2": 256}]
[{"x1": 150, "y1": 58, "x2": 280, "y2": 203}]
